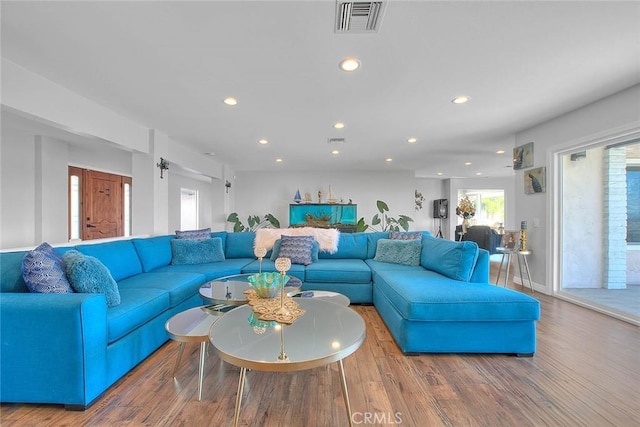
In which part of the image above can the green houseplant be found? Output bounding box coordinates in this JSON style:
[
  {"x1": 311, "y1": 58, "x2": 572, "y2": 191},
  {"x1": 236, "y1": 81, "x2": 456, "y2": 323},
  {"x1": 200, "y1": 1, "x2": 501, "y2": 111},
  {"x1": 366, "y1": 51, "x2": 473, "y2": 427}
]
[
  {"x1": 226, "y1": 213, "x2": 280, "y2": 232},
  {"x1": 357, "y1": 200, "x2": 413, "y2": 232}
]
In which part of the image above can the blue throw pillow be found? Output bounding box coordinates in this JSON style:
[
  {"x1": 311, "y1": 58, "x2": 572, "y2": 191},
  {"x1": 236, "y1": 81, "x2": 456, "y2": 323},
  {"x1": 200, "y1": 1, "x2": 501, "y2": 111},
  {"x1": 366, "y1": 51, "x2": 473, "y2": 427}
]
[
  {"x1": 420, "y1": 234, "x2": 479, "y2": 282},
  {"x1": 374, "y1": 238, "x2": 421, "y2": 266},
  {"x1": 171, "y1": 237, "x2": 225, "y2": 265},
  {"x1": 63, "y1": 250, "x2": 120, "y2": 307},
  {"x1": 175, "y1": 227, "x2": 211, "y2": 240},
  {"x1": 21, "y1": 242, "x2": 74, "y2": 294},
  {"x1": 276, "y1": 235, "x2": 314, "y2": 265},
  {"x1": 270, "y1": 238, "x2": 319, "y2": 262}
]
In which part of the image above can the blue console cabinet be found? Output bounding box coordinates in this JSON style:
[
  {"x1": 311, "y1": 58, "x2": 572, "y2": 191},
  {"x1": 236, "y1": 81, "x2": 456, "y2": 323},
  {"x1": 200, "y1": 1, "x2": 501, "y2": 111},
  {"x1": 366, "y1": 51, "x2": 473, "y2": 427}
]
[{"x1": 289, "y1": 203, "x2": 357, "y2": 232}]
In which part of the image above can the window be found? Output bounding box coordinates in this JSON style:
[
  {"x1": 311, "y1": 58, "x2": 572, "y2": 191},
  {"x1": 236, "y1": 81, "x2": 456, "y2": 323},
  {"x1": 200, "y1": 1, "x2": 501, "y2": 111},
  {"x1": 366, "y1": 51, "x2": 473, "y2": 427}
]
[
  {"x1": 457, "y1": 189, "x2": 504, "y2": 228},
  {"x1": 180, "y1": 188, "x2": 199, "y2": 230},
  {"x1": 627, "y1": 166, "x2": 640, "y2": 244}
]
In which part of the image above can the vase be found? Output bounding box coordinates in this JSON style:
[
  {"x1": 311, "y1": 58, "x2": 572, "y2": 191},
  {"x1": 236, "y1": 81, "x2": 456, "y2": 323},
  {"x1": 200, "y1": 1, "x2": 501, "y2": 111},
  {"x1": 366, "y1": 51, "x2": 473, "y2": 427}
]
[{"x1": 462, "y1": 218, "x2": 470, "y2": 234}]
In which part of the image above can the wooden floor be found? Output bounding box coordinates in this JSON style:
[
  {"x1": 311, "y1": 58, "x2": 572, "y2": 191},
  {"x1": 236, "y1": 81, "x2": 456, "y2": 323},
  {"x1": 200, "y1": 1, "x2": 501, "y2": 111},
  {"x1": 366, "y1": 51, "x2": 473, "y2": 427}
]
[{"x1": 2, "y1": 270, "x2": 639, "y2": 426}]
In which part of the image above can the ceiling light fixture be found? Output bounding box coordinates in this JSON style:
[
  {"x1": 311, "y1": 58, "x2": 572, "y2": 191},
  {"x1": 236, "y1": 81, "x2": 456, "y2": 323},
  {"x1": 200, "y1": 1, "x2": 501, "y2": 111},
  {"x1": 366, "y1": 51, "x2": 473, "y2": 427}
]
[
  {"x1": 407, "y1": 137, "x2": 417, "y2": 143},
  {"x1": 258, "y1": 139, "x2": 268, "y2": 145},
  {"x1": 452, "y1": 95, "x2": 470, "y2": 104},
  {"x1": 385, "y1": 158, "x2": 393, "y2": 162},
  {"x1": 334, "y1": 122, "x2": 345, "y2": 129},
  {"x1": 465, "y1": 162, "x2": 472, "y2": 166},
  {"x1": 331, "y1": 150, "x2": 340, "y2": 155},
  {"x1": 339, "y1": 57, "x2": 360, "y2": 72},
  {"x1": 437, "y1": 172, "x2": 443, "y2": 176},
  {"x1": 276, "y1": 158, "x2": 283, "y2": 163},
  {"x1": 223, "y1": 97, "x2": 238, "y2": 106},
  {"x1": 496, "y1": 150, "x2": 505, "y2": 154}
]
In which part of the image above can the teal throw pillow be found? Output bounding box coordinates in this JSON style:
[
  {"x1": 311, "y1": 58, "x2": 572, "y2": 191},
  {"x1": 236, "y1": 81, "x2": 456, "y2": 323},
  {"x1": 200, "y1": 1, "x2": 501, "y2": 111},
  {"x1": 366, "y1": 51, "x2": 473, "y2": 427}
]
[
  {"x1": 276, "y1": 235, "x2": 314, "y2": 265},
  {"x1": 374, "y1": 238, "x2": 421, "y2": 266},
  {"x1": 171, "y1": 237, "x2": 225, "y2": 265},
  {"x1": 63, "y1": 250, "x2": 120, "y2": 307},
  {"x1": 21, "y1": 242, "x2": 74, "y2": 294},
  {"x1": 420, "y1": 234, "x2": 479, "y2": 282}
]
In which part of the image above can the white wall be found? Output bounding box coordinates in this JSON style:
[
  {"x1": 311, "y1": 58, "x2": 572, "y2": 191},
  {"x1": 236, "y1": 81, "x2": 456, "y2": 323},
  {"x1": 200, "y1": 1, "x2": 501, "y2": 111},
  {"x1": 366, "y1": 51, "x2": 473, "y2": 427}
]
[
  {"x1": 514, "y1": 84, "x2": 640, "y2": 294},
  {"x1": 230, "y1": 171, "x2": 446, "y2": 234}
]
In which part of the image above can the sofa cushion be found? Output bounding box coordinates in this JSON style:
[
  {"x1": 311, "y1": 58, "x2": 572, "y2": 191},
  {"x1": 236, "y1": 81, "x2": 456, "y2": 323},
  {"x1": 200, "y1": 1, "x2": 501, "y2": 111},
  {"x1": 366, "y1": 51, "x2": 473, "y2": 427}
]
[
  {"x1": 275, "y1": 235, "x2": 314, "y2": 265},
  {"x1": 153, "y1": 258, "x2": 250, "y2": 281},
  {"x1": 175, "y1": 227, "x2": 211, "y2": 240},
  {"x1": 171, "y1": 237, "x2": 225, "y2": 265},
  {"x1": 132, "y1": 235, "x2": 174, "y2": 272},
  {"x1": 270, "y1": 239, "x2": 319, "y2": 262},
  {"x1": 240, "y1": 260, "x2": 306, "y2": 281},
  {"x1": 375, "y1": 269, "x2": 540, "y2": 322},
  {"x1": 117, "y1": 271, "x2": 205, "y2": 307},
  {"x1": 420, "y1": 234, "x2": 479, "y2": 282},
  {"x1": 389, "y1": 231, "x2": 423, "y2": 240},
  {"x1": 305, "y1": 259, "x2": 371, "y2": 283},
  {"x1": 106, "y1": 287, "x2": 170, "y2": 343},
  {"x1": 374, "y1": 238, "x2": 421, "y2": 266},
  {"x1": 366, "y1": 232, "x2": 389, "y2": 259},
  {"x1": 318, "y1": 232, "x2": 368, "y2": 259},
  {"x1": 63, "y1": 250, "x2": 121, "y2": 307},
  {"x1": 77, "y1": 240, "x2": 143, "y2": 282},
  {"x1": 225, "y1": 232, "x2": 256, "y2": 258},
  {"x1": 21, "y1": 243, "x2": 73, "y2": 294}
]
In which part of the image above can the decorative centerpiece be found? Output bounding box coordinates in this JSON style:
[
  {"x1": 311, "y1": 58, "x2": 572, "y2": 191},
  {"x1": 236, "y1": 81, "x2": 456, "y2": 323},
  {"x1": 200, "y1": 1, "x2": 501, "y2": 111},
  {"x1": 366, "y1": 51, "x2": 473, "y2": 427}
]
[
  {"x1": 456, "y1": 196, "x2": 476, "y2": 234},
  {"x1": 247, "y1": 272, "x2": 289, "y2": 299},
  {"x1": 254, "y1": 247, "x2": 267, "y2": 273}
]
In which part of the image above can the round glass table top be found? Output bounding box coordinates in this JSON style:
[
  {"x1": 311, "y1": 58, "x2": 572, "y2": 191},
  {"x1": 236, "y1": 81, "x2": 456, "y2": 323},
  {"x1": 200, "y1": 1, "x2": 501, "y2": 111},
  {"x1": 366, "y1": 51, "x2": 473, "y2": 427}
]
[
  {"x1": 165, "y1": 306, "x2": 225, "y2": 342},
  {"x1": 199, "y1": 274, "x2": 254, "y2": 305},
  {"x1": 209, "y1": 298, "x2": 365, "y2": 372}
]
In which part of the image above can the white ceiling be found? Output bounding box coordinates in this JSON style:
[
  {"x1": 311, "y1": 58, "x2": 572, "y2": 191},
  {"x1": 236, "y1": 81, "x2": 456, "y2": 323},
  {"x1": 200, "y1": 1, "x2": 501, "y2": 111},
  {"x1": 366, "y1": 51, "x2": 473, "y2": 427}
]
[{"x1": 2, "y1": 1, "x2": 639, "y2": 178}]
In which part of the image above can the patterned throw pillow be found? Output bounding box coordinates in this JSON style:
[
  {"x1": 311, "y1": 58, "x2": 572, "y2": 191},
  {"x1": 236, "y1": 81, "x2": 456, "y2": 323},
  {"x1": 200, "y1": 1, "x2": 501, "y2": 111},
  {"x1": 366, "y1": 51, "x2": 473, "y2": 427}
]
[
  {"x1": 175, "y1": 227, "x2": 211, "y2": 240},
  {"x1": 270, "y1": 238, "x2": 319, "y2": 262},
  {"x1": 171, "y1": 237, "x2": 225, "y2": 265},
  {"x1": 276, "y1": 235, "x2": 314, "y2": 265},
  {"x1": 21, "y1": 242, "x2": 74, "y2": 294},
  {"x1": 63, "y1": 250, "x2": 121, "y2": 307},
  {"x1": 389, "y1": 231, "x2": 422, "y2": 240},
  {"x1": 374, "y1": 238, "x2": 422, "y2": 266}
]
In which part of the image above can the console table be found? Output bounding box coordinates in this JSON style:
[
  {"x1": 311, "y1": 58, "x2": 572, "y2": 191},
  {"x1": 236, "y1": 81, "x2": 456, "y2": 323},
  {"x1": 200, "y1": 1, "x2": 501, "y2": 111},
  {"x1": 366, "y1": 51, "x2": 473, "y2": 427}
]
[{"x1": 289, "y1": 203, "x2": 357, "y2": 232}]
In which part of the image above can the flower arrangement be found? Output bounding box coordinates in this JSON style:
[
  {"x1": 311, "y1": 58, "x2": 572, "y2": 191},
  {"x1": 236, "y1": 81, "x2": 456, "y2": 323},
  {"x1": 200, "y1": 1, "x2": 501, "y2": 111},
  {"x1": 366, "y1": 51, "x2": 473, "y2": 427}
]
[{"x1": 456, "y1": 196, "x2": 476, "y2": 219}]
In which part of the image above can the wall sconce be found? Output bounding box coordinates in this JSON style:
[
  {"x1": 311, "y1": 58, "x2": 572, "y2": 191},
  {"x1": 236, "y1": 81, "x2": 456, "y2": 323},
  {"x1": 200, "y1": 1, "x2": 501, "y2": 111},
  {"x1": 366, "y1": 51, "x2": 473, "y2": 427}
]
[
  {"x1": 156, "y1": 157, "x2": 169, "y2": 179},
  {"x1": 225, "y1": 180, "x2": 232, "y2": 193}
]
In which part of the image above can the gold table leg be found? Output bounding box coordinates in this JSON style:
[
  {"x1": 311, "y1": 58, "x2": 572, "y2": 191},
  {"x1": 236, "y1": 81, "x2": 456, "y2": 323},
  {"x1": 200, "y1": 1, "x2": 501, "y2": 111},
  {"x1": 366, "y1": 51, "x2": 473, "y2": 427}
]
[
  {"x1": 233, "y1": 367, "x2": 247, "y2": 427},
  {"x1": 172, "y1": 342, "x2": 185, "y2": 378},
  {"x1": 197, "y1": 341, "x2": 206, "y2": 401},
  {"x1": 338, "y1": 359, "x2": 354, "y2": 427}
]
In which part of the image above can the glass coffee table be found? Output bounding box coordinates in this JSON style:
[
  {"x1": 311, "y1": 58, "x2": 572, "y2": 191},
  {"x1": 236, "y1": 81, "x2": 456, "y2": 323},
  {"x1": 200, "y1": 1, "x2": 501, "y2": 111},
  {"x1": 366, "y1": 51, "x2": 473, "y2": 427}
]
[
  {"x1": 209, "y1": 298, "x2": 365, "y2": 427},
  {"x1": 200, "y1": 273, "x2": 303, "y2": 305}
]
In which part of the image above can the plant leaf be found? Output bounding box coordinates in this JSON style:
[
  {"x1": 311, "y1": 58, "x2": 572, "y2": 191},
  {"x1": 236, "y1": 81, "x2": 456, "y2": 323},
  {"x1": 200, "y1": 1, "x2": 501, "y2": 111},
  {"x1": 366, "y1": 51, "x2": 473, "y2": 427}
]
[{"x1": 376, "y1": 200, "x2": 389, "y2": 213}]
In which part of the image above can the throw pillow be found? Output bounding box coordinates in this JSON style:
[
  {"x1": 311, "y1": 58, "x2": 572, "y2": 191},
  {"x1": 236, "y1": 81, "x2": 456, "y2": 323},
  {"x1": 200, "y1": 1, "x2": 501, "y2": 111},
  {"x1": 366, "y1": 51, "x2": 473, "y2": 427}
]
[
  {"x1": 171, "y1": 237, "x2": 225, "y2": 265},
  {"x1": 374, "y1": 238, "x2": 421, "y2": 266},
  {"x1": 270, "y1": 238, "x2": 319, "y2": 262},
  {"x1": 21, "y1": 242, "x2": 74, "y2": 294},
  {"x1": 276, "y1": 235, "x2": 314, "y2": 266},
  {"x1": 420, "y1": 234, "x2": 479, "y2": 282},
  {"x1": 389, "y1": 231, "x2": 423, "y2": 240},
  {"x1": 175, "y1": 227, "x2": 211, "y2": 240},
  {"x1": 63, "y1": 250, "x2": 121, "y2": 307}
]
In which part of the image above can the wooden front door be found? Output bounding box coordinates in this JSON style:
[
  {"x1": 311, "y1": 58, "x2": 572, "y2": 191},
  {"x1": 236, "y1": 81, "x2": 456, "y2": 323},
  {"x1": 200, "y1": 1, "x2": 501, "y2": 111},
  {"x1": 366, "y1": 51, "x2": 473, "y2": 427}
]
[{"x1": 83, "y1": 170, "x2": 123, "y2": 240}]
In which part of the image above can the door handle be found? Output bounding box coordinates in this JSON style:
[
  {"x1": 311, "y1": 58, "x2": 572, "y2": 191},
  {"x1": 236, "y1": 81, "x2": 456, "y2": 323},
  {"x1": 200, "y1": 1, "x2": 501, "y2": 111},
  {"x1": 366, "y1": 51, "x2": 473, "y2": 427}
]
[{"x1": 86, "y1": 224, "x2": 97, "y2": 228}]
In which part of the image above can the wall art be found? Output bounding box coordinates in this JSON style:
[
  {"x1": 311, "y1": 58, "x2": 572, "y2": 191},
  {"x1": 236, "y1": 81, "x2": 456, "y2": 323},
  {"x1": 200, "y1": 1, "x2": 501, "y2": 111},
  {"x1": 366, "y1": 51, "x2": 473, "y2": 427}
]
[{"x1": 513, "y1": 142, "x2": 533, "y2": 170}]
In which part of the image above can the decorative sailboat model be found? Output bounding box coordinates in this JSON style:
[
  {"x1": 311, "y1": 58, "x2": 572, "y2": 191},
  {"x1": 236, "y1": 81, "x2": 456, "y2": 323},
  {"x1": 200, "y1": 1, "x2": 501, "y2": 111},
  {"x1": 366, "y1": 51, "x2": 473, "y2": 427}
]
[
  {"x1": 293, "y1": 189, "x2": 302, "y2": 203},
  {"x1": 326, "y1": 186, "x2": 338, "y2": 204}
]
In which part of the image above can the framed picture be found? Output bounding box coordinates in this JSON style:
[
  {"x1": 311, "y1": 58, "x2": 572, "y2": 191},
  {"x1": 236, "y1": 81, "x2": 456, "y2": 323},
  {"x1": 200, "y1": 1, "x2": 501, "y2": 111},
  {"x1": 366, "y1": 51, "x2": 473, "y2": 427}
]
[
  {"x1": 501, "y1": 231, "x2": 520, "y2": 250},
  {"x1": 513, "y1": 142, "x2": 533, "y2": 170},
  {"x1": 525, "y1": 166, "x2": 546, "y2": 194}
]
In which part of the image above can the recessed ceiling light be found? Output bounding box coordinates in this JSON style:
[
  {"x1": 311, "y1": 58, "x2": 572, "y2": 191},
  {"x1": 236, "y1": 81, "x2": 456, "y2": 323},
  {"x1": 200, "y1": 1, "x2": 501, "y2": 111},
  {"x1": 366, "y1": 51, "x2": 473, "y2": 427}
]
[
  {"x1": 465, "y1": 162, "x2": 472, "y2": 166},
  {"x1": 476, "y1": 172, "x2": 483, "y2": 176},
  {"x1": 275, "y1": 158, "x2": 283, "y2": 163},
  {"x1": 496, "y1": 149, "x2": 505, "y2": 154},
  {"x1": 407, "y1": 137, "x2": 417, "y2": 143},
  {"x1": 452, "y1": 95, "x2": 470, "y2": 104},
  {"x1": 339, "y1": 57, "x2": 360, "y2": 72},
  {"x1": 437, "y1": 172, "x2": 443, "y2": 176},
  {"x1": 258, "y1": 139, "x2": 268, "y2": 145},
  {"x1": 333, "y1": 122, "x2": 345, "y2": 129},
  {"x1": 331, "y1": 150, "x2": 340, "y2": 155},
  {"x1": 223, "y1": 97, "x2": 238, "y2": 106},
  {"x1": 385, "y1": 158, "x2": 393, "y2": 162}
]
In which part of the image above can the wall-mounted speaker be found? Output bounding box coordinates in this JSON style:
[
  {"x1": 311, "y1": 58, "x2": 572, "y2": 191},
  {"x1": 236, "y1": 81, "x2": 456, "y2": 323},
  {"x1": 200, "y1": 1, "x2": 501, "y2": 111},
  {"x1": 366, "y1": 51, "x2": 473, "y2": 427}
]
[{"x1": 433, "y1": 199, "x2": 448, "y2": 219}]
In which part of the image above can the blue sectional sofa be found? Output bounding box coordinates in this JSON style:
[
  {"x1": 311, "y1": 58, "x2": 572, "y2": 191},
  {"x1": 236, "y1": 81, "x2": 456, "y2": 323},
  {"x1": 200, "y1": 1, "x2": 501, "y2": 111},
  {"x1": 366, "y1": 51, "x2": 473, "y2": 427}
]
[{"x1": 0, "y1": 230, "x2": 539, "y2": 409}]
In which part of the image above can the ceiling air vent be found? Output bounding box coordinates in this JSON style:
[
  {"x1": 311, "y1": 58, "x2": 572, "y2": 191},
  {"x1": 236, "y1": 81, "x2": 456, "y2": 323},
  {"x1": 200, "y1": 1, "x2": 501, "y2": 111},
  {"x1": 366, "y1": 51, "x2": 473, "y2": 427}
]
[
  {"x1": 335, "y1": 1, "x2": 387, "y2": 33},
  {"x1": 328, "y1": 137, "x2": 346, "y2": 145}
]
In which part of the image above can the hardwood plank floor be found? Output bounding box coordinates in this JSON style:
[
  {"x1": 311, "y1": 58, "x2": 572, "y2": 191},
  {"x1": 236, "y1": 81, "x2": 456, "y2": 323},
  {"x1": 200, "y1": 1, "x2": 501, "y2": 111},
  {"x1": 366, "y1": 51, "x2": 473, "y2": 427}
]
[{"x1": 2, "y1": 274, "x2": 639, "y2": 426}]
